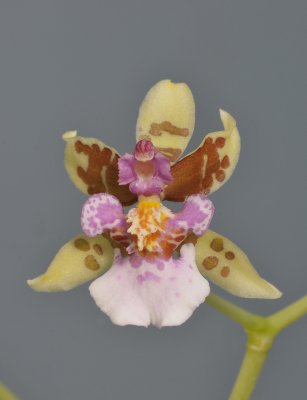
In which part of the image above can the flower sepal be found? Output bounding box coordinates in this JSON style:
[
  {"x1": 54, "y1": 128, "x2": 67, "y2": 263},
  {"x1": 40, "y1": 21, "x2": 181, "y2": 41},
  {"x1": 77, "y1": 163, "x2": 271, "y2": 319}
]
[
  {"x1": 193, "y1": 229, "x2": 282, "y2": 299},
  {"x1": 27, "y1": 234, "x2": 114, "y2": 292}
]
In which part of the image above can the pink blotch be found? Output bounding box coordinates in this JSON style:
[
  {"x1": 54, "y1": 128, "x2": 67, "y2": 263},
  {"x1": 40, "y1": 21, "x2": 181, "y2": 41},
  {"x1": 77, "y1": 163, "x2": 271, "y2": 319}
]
[
  {"x1": 137, "y1": 271, "x2": 160, "y2": 284},
  {"x1": 130, "y1": 254, "x2": 142, "y2": 269}
]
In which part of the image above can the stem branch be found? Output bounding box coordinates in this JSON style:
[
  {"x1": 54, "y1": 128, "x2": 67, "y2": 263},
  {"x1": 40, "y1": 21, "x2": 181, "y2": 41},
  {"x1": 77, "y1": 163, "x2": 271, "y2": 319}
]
[
  {"x1": 206, "y1": 293, "x2": 262, "y2": 330},
  {"x1": 269, "y1": 295, "x2": 307, "y2": 334},
  {"x1": 206, "y1": 293, "x2": 307, "y2": 400}
]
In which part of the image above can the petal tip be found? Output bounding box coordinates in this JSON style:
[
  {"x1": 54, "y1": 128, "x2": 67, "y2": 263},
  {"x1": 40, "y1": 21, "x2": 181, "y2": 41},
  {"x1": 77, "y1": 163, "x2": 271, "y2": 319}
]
[
  {"x1": 219, "y1": 109, "x2": 236, "y2": 130},
  {"x1": 27, "y1": 276, "x2": 45, "y2": 292},
  {"x1": 262, "y1": 280, "x2": 283, "y2": 299},
  {"x1": 62, "y1": 130, "x2": 77, "y2": 142}
]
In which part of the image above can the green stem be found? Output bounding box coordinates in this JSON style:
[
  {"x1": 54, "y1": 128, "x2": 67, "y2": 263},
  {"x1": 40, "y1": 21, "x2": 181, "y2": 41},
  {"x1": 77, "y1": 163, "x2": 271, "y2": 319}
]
[
  {"x1": 206, "y1": 293, "x2": 307, "y2": 400},
  {"x1": 206, "y1": 293, "x2": 262, "y2": 329},
  {"x1": 269, "y1": 295, "x2": 307, "y2": 334},
  {"x1": 229, "y1": 348, "x2": 267, "y2": 400}
]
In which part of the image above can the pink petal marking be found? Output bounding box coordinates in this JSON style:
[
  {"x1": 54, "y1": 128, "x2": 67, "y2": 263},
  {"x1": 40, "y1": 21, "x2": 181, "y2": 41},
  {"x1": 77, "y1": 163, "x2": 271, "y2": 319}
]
[
  {"x1": 89, "y1": 244, "x2": 210, "y2": 327},
  {"x1": 118, "y1": 153, "x2": 136, "y2": 185},
  {"x1": 81, "y1": 193, "x2": 128, "y2": 237},
  {"x1": 168, "y1": 194, "x2": 215, "y2": 237},
  {"x1": 134, "y1": 139, "x2": 155, "y2": 161},
  {"x1": 117, "y1": 142, "x2": 173, "y2": 196},
  {"x1": 153, "y1": 152, "x2": 173, "y2": 182}
]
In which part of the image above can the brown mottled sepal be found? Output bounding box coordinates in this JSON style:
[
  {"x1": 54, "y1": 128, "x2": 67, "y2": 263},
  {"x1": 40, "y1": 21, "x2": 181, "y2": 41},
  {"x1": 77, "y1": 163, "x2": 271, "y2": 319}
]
[
  {"x1": 63, "y1": 131, "x2": 136, "y2": 206},
  {"x1": 164, "y1": 110, "x2": 240, "y2": 201}
]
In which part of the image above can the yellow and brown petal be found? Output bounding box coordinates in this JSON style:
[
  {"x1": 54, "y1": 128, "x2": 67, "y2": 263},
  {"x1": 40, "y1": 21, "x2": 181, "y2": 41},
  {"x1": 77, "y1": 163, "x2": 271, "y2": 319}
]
[
  {"x1": 193, "y1": 229, "x2": 281, "y2": 299},
  {"x1": 63, "y1": 131, "x2": 137, "y2": 206},
  {"x1": 27, "y1": 234, "x2": 114, "y2": 292},
  {"x1": 164, "y1": 110, "x2": 240, "y2": 201},
  {"x1": 136, "y1": 80, "x2": 195, "y2": 163}
]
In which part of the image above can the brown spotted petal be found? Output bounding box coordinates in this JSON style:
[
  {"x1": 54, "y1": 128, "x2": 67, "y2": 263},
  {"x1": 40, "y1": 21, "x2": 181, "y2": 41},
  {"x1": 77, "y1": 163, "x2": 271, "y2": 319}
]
[
  {"x1": 63, "y1": 131, "x2": 136, "y2": 206},
  {"x1": 27, "y1": 234, "x2": 114, "y2": 292},
  {"x1": 194, "y1": 229, "x2": 282, "y2": 299},
  {"x1": 164, "y1": 110, "x2": 241, "y2": 201},
  {"x1": 136, "y1": 80, "x2": 195, "y2": 163}
]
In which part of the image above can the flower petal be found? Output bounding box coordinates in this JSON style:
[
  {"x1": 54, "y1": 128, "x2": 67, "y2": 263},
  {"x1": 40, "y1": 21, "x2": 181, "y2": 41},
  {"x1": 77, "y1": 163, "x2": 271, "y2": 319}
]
[
  {"x1": 164, "y1": 110, "x2": 241, "y2": 201},
  {"x1": 89, "y1": 244, "x2": 210, "y2": 327},
  {"x1": 153, "y1": 152, "x2": 173, "y2": 182},
  {"x1": 63, "y1": 131, "x2": 136, "y2": 206},
  {"x1": 136, "y1": 80, "x2": 195, "y2": 163},
  {"x1": 117, "y1": 153, "x2": 136, "y2": 185},
  {"x1": 168, "y1": 194, "x2": 214, "y2": 237},
  {"x1": 81, "y1": 193, "x2": 128, "y2": 237},
  {"x1": 27, "y1": 234, "x2": 114, "y2": 292},
  {"x1": 193, "y1": 230, "x2": 282, "y2": 299}
]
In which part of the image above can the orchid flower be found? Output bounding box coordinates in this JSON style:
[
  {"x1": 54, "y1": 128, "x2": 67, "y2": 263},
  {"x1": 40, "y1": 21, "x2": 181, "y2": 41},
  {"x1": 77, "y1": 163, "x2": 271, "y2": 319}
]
[{"x1": 28, "y1": 80, "x2": 281, "y2": 327}]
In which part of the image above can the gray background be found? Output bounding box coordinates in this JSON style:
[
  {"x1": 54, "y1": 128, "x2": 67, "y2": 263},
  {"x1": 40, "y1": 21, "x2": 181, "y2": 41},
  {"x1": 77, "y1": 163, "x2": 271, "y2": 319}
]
[{"x1": 0, "y1": 1, "x2": 306, "y2": 399}]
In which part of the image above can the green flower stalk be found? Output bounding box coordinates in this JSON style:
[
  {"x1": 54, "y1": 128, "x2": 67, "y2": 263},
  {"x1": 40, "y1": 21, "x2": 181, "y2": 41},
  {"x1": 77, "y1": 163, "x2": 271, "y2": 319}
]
[{"x1": 207, "y1": 293, "x2": 307, "y2": 399}]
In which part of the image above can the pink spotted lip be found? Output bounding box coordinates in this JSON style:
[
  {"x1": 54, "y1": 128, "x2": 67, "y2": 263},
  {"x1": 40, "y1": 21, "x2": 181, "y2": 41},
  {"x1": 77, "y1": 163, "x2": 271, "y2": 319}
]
[
  {"x1": 134, "y1": 139, "x2": 155, "y2": 161},
  {"x1": 81, "y1": 190, "x2": 215, "y2": 327}
]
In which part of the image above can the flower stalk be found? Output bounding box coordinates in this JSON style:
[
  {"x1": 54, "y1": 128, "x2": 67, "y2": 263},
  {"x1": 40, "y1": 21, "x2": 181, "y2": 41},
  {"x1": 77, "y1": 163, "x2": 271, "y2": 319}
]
[{"x1": 206, "y1": 293, "x2": 307, "y2": 400}]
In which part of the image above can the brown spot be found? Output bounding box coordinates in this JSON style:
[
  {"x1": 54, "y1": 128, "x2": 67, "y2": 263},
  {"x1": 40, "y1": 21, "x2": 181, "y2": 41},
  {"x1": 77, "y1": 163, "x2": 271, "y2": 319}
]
[
  {"x1": 74, "y1": 238, "x2": 90, "y2": 251},
  {"x1": 221, "y1": 266, "x2": 230, "y2": 277},
  {"x1": 74, "y1": 140, "x2": 136, "y2": 206},
  {"x1": 210, "y1": 238, "x2": 224, "y2": 252},
  {"x1": 225, "y1": 251, "x2": 235, "y2": 260},
  {"x1": 221, "y1": 155, "x2": 230, "y2": 169},
  {"x1": 111, "y1": 235, "x2": 129, "y2": 242},
  {"x1": 202, "y1": 256, "x2": 219, "y2": 270},
  {"x1": 215, "y1": 170, "x2": 226, "y2": 182},
  {"x1": 156, "y1": 147, "x2": 182, "y2": 162},
  {"x1": 93, "y1": 244, "x2": 103, "y2": 255},
  {"x1": 182, "y1": 234, "x2": 198, "y2": 246},
  {"x1": 174, "y1": 235, "x2": 186, "y2": 242},
  {"x1": 84, "y1": 255, "x2": 100, "y2": 270},
  {"x1": 150, "y1": 121, "x2": 189, "y2": 137},
  {"x1": 164, "y1": 134, "x2": 229, "y2": 201},
  {"x1": 215, "y1": 137, "x2": 226, "y2": 148}
]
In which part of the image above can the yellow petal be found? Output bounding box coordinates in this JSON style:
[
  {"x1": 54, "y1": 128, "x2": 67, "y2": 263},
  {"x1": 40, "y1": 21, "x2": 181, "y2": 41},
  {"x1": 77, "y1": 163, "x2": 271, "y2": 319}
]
[
  {"x1": 63, "y1": 131, "x2": 136, "y2": 206},
  {"x1": 164, "y1": 110, "x2": 241, "y2": 201},
  {"x1": 136, "y1": 79, "x2": 195, "y2": 163},
  {"x1": 194, "y1": 230, "x2": 282, "y2": 299},
  {"x1": 27, "y1": 234, "x2": 114, "y2": 292}
]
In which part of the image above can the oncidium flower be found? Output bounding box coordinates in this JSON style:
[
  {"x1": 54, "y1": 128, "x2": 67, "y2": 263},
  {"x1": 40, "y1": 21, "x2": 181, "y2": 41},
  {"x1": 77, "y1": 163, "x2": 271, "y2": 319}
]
[{"x1": 28, "y1": 80, "x2": 281, "y2": 327}]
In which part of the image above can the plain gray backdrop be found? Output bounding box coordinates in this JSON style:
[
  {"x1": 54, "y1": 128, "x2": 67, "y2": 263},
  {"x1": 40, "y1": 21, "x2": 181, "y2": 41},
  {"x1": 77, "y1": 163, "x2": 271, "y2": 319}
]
[{"x1": 0, "y1": 1, "x2": 306, "y2": 399}]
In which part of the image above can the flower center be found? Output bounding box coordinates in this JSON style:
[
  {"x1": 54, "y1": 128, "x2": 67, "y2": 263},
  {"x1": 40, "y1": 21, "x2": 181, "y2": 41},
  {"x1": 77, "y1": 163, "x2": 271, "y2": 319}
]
[{"x1": 127, "y1": 196, "x2": 173, "y2": 254}]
